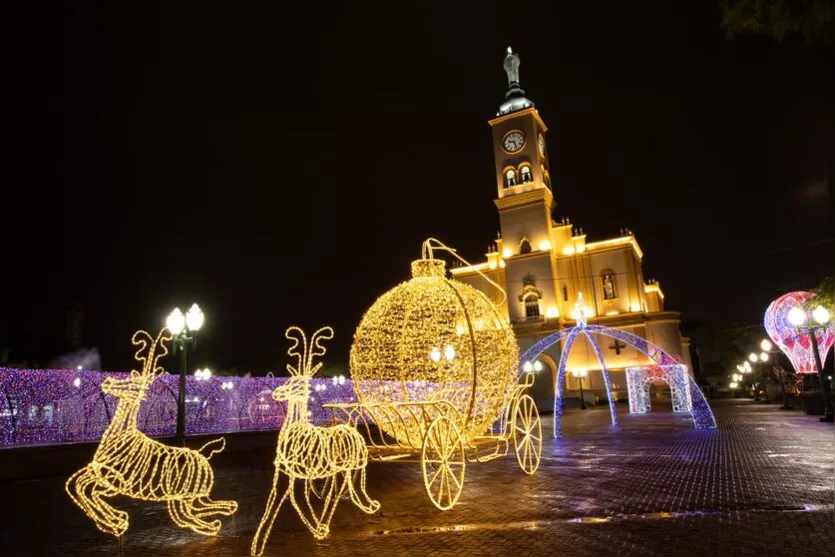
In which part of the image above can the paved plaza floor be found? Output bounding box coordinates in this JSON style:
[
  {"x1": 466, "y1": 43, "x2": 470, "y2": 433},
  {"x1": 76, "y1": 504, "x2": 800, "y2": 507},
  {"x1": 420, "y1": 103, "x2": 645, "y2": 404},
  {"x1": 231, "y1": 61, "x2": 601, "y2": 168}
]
[{"x1": 1, "y1": 399, "x2": 833, "y2": 556}]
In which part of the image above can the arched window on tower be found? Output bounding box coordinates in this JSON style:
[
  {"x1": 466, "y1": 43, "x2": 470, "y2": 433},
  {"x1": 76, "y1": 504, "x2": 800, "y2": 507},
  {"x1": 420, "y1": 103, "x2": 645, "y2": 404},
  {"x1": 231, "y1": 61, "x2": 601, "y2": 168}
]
[
  {"x1": 519, "y1": 275, "x2": 543, "y2": 320},
  {"x1": 541, "y1": 164, "x2": 551, "y2": 188},
  {"x1": 504, "y1": 168, "x2": 517, "y2": 187},
  {"x1": 520, "y1": 165, "x2": 533, "y2": 183},
  {"x1": 601, "y1": 270, "x2": 617, "y2": 300},
  {"x1": 519, "y1": 236, "x2": 532, "y2": 254}
]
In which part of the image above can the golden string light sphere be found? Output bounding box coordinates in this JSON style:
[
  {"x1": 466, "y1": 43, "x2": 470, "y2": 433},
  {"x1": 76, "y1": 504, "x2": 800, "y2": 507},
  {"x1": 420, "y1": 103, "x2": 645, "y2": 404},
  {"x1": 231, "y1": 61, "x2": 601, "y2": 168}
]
[{"x1": 350, "y1": 240, "x2": 519, "y2": 446}]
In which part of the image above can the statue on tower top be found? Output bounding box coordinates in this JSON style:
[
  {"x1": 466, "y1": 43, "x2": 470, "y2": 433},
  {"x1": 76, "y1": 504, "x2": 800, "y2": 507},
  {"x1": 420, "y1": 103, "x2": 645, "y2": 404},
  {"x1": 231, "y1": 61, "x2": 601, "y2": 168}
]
[
  {"x1": 497, "y1": 46, "x2": 534, "y2": 116},
  {"x1": 503, "y1": 46, "x2": 521, "y2": 86}
]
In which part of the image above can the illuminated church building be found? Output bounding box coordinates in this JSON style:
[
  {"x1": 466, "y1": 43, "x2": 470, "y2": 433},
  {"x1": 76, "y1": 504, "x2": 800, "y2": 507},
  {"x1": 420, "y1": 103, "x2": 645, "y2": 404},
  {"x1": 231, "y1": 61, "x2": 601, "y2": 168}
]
[{"x1": 451, "y1": 48, "x2": 693, "y2": 406}]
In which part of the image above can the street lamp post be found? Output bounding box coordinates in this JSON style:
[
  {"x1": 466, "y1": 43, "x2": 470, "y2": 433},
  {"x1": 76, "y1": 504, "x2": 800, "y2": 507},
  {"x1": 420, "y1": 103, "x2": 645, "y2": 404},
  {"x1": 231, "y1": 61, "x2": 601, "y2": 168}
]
[
  {"x1": 571, "y1": 369, "x2": 588, "y2": 410},
  {"x1": 760, "y1": 339, "x2": 792, "y2": 410},
  {"x1": 167, "y1": 303, "x2": 205, "y2": 445},
  {"x1": 736, "y1": 361, "x2": 753, "y2": 398},
  {"x1": 749, "y1": 350, "x2": 770, "y2": 403},
  {"x1": 787, "y1": 305, "x2": 834, "y2": 423}
]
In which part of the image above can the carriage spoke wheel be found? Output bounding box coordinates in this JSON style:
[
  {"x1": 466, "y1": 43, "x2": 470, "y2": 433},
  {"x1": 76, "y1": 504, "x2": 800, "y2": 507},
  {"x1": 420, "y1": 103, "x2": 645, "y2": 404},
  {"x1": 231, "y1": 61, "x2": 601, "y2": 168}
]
[
  {"x1": 513, "y1": 395, "x2": 542, "y2": 474},
  {"x1": 421, "y1": 416, "x2": 466, "y2": 511}
]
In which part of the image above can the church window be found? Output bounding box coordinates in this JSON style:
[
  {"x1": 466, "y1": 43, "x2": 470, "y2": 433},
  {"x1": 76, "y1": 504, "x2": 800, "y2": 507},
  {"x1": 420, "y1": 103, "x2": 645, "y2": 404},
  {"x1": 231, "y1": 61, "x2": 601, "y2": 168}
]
[
  {"x1": 519, "y1": 275, "x2": 542, "y2": 320},
  {"x1": 541, "y1": 164, "x2": 551, "y2": 188},
  {"x1": 525, "y1": 297, "x2": 541, "y2": 318},
  {"x1": 504, "y1": 168, "x2": 517, "y2": 187},
  {"x1": 519, "y1": 236, "x2": 532, "y2": 254},
  {"x1": 562, "y1": 285, "x2": 569, "y2": 301},
  {"x1": 520, "y1": 165, "x2": 533, "y2": 183},
  {"x1": 602, "y1": 270, "x2": 617, "y2": 300}
]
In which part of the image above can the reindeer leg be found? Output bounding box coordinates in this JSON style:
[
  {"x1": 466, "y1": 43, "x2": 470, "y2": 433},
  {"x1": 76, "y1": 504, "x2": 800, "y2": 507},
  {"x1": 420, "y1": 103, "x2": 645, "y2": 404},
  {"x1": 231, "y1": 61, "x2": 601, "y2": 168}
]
[
  {"x1": 289, "y1": 477, "x2": 327, "y2": 539},
  {"x1": 313, "y1": 474, "x2": 347, "y2": 538},
  {"x1": 191, "y1": 495, "x2": 238, "y2": 518},
  {"x1": 251, "y1": 470, "x2": 291, "y2": 557},
  {"x1": 167, "y1": 498, "x2": 222, "y2": 536},
  {"x1": 298, "y1": 474, "x2": 344, "y2": 539},
  {"x1": 66, "y1": 467, "x2": 129, "y2": 537},
  {"x1": 347, "y1": 465, "x2": 381, "y2": 514}
]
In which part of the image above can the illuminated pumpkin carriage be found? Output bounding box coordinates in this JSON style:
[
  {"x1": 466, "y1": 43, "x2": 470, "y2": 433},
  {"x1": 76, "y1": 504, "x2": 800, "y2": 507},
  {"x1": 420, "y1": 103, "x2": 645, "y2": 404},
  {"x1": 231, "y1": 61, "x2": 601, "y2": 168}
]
[{"x1": 324, "y1": 240, "x2": 542, "y2": 510}]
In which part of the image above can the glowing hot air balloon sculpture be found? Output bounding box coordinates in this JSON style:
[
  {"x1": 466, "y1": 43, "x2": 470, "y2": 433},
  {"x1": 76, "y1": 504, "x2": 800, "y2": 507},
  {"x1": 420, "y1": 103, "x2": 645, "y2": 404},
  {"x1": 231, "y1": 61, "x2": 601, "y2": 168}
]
[{"x1": 764, "y1": 292, "x2": 834, "y2": 374}]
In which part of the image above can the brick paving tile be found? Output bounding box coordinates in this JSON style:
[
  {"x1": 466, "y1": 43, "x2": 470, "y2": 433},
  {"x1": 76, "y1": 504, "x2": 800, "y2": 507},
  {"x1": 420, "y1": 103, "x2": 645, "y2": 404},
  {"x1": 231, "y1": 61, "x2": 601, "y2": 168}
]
[{"x1": 1, "y1": 399, "x2": 833, "y2": 556}]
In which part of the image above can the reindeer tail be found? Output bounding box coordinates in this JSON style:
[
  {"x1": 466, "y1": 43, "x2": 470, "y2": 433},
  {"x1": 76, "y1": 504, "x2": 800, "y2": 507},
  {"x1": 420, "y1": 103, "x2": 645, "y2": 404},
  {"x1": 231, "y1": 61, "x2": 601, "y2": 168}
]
[{"x1": 198, "y1": 437, "x2": 226, "y2": 460}]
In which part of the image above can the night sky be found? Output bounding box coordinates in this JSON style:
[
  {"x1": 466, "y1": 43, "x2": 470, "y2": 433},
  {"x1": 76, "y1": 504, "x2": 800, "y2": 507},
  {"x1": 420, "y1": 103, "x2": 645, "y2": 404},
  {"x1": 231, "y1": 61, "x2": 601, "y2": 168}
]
[{"x1": 17, "y1": 1, "x2": 835, "y2": 372}]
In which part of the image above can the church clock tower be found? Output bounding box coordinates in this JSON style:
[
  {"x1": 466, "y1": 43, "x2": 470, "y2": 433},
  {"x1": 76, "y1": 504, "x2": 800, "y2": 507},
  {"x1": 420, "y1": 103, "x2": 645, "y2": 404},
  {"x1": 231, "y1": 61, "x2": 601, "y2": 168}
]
[
  {"x1": 488, "y1": 47, "x2": 558, "y2": 324},
  {"x1": 490, "y1": 48, "x2": 554, "y2": 253}
]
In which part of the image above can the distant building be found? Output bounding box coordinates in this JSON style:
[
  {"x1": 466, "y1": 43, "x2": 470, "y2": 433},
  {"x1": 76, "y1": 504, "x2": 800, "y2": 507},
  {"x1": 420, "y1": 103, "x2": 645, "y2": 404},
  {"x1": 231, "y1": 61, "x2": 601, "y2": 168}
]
[{"x1": 451, "y1": 48, "x2": 692, "y2": 405}]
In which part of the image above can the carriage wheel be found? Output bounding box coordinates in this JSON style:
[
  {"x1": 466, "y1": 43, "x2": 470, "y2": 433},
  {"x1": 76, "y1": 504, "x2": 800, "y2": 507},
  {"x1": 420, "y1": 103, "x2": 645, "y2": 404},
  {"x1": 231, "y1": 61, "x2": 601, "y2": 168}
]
[
  {"x1": 513, "y1": 395, "x2": 542, "y2": 474},
  {"x1": 421, "y1": 416, "x2": 466, "y2": 511}
]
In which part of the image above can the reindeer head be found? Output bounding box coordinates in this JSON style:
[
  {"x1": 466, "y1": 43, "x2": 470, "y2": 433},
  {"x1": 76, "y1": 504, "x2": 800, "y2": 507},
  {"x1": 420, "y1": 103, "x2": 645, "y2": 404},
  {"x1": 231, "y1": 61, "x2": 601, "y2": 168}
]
[
  {"x1": 272, "y1": 326, "x2": 333, "y2": 403},
  {"x1": 102, "y1": 329, "x2": 173, "y2": 403}
]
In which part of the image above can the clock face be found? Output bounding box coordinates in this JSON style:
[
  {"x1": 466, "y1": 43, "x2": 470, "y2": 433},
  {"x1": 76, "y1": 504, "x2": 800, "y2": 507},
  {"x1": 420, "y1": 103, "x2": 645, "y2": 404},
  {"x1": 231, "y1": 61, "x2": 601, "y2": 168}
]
[
  {"x1": 538, "y1": 133, "x2": 547, "y2": 157},
  {"x1": 503, "y1": 131, "x2": 526, "y2": 153}
]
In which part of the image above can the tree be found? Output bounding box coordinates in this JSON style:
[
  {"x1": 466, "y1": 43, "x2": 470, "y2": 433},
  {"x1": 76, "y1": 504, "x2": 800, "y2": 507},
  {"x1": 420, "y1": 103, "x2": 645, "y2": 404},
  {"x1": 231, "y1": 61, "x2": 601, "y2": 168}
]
[
  {"x1": 808, "y1": 275, "x2": 834, "y2": 311},
  {"x1": 715, "y1": 324, "x2": 763, "y2": 372},
  {"x1": 720, "y1": 0, "x2": 835, "y2": 47}
]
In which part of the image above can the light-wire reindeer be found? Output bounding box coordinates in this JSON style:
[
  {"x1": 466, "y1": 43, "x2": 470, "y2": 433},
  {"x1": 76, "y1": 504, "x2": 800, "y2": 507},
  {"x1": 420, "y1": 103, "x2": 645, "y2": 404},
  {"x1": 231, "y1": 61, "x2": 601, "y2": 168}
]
[
  {"x1": 66, "y1": 329, "x2": 238, "y2": 538},
  {"x1": 251, "y1": 326, "x2": 380, "y2": 556}
]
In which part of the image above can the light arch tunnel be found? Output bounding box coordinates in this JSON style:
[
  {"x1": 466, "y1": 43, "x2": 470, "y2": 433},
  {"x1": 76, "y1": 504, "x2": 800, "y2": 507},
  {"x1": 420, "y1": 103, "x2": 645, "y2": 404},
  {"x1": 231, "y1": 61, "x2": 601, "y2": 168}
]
[{"x1": 519, "y1": 325, "x2": 717, "y2": 438}]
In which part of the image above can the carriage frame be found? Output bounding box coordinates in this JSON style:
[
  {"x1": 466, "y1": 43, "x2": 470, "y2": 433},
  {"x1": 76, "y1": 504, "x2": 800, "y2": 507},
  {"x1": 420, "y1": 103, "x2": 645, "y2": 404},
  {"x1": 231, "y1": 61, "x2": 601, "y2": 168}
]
[{"x1": 323, "y1": 370, "x2": 542, "y2": 510}]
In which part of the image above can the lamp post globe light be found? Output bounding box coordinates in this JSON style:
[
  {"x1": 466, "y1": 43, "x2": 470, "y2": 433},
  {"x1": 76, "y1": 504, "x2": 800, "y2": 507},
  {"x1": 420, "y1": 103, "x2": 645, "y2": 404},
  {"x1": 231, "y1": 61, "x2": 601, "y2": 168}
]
[
  {"x1": 167, "y1": 303, "x2": 205, "y2": 445},
  {"x1": 787, "y1": 304, "x2": 834, "y2": 422}
]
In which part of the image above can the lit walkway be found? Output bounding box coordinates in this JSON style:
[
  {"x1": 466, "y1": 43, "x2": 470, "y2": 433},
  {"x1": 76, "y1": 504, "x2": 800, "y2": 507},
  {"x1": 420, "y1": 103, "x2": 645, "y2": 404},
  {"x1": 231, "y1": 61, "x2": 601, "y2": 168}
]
[{"x1": 1, "y1": 399, "x2": 832, "y2": 556}]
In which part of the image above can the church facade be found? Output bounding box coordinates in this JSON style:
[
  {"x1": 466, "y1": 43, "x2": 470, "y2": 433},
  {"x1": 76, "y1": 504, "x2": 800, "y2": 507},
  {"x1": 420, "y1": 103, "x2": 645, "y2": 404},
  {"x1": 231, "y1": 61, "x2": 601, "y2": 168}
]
[{"x1": 451, "y1": 48, "x2": 692, "y2": 408}]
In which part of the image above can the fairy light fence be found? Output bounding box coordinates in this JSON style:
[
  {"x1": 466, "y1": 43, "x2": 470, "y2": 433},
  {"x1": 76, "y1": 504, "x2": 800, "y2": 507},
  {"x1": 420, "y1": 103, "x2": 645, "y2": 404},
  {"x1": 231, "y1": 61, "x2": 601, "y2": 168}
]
[{"x1": 0, "y1": 369, "x2": 360, "y2": 448}]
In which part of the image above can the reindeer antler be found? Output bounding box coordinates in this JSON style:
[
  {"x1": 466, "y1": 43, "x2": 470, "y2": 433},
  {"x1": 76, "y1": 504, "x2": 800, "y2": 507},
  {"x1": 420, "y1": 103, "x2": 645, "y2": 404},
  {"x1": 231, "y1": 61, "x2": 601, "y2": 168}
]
[
  {"x1": 130, "y1": 329, "x2": 173, "y2": 382},
  {"x1": 151, "y1": 329, "x2": 173, "y2": 376},
  {"x1": 131, "y1": 330, "x2": 155, "y2": 375},
  {"x1": 285, "y1": 327, "x2": 307, "y2": 377},
  {"x1": 307, "y1": 327, "x2": 334, "y2": 377},
  {"x1": 283, "y1": 326, "x2": 333, "y2": 377}
]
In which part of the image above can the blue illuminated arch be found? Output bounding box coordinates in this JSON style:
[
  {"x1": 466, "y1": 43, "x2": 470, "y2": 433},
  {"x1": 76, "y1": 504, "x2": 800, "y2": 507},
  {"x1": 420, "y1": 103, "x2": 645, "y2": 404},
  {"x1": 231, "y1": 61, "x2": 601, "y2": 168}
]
[{"x1": 520, "y1": 324, "x2": 717, "y2": 438}]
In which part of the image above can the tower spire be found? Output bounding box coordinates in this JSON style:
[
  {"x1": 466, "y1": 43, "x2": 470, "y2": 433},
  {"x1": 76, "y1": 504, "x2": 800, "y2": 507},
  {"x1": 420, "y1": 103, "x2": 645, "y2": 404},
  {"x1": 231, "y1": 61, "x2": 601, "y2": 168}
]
[{"x1": 498, "y1": 47, "x2": 534, "y2": 116}]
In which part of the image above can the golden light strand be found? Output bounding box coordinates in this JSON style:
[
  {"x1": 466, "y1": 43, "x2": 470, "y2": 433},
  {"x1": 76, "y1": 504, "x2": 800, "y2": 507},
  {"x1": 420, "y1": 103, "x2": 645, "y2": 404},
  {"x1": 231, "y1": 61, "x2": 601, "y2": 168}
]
[
  {"x1": 65, "y1": 329, "x2": 238, "y2": 538},
  {"x1": 251, "y1": 327, "x2": 380, "y2": 557}
]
